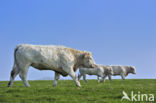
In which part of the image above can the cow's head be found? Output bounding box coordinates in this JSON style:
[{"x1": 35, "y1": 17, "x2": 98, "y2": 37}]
[
  {"x1": 80, "y1": 52, "x2": 96, "y2": 68},
  {"x1": 130, "y1": 66, "x2": 136, "y2": 74}
]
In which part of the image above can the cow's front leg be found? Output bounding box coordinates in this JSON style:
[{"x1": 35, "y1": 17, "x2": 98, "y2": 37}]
[
  {"x1": 63, "y1": 67, "x2": 81, "y2": 87},
  {"x1": 70, "y1": 70, "x2": 81, "y2": 87},
  {"x1": 53, "y1": 72, "x2": 60, "y2": 87}
]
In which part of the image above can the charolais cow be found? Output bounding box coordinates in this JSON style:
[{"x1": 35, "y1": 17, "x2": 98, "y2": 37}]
[
  {"x1": 78, "y1": 65, "x2": 113, "y2": 83},
  {"x1": 8, "y1": 44, "x2": 96, "y2": 87},
  {"x1": 100, "y1": 65, "x2": 136, "y2": 81}
]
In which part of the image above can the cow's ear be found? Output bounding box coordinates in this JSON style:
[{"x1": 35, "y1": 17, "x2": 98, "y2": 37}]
[{"x1": 85, "y1": 52, "x2": 92, "y2": 56}]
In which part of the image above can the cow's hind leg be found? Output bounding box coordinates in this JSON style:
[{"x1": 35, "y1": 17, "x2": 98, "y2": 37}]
[
  {"x1": 8, "y1": 63, "x2": 20, "y2": 87},
  {"x1": 19, "y1": 64, "x2": 30, "y2": 87},
  {"x1": 63, "y1": 67, "x2": 81, "y2": 87},
  {"x1": 53, "y1": 72, "x2": 60, "y2": 87}
]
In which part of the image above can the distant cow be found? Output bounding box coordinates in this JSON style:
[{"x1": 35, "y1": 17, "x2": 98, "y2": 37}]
[
  {"x1": 8, "y1": 44, "x2": 96, "y2": 87},
  {"x1": 78, "y1": 65, "x2": 113, "y2": 83},
  {"x1": 99, "y1": 66, "x2": 136, "y2": 81}
]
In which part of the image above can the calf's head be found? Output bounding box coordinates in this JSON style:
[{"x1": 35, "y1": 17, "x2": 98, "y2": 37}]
[
  {"x1": 80, "y1": 52, "x2": 95, "y2": 68},
  {"x1": 108, "y1": 67, "x2": 113, "y2": 75},
  {"x1": 103, "y1": 66, "x2": 113, "y2": 75},
  {"x1": 130, "y1": 66, "x2": 136, "y2": 74}
]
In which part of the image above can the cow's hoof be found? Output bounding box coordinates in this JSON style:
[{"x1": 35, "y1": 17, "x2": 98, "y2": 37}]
[
  {"x1": 76, "y1": 81, "x2": 81, "y2": 87},
  {"x1": 76, "y1": 84, "x2": 81, "y2": 87},
  {"x1": 53, "y1": 84, "x2": 57, "y2": 87},
  {"x1": 26, "y1": 86, "x2": 30, "y2": 88},
  {"x1": 25, "y1": 84, "x2": 30, "y2": 87},
  {"x1": 77, "y1": 87, "x2": 81, "y2": 89},
  {"x1": 76, "y1": 85, "x2": 81, "y2": 87},
  {"x1": 85, "y1": 81, "x2": 88, "y2": 83}
]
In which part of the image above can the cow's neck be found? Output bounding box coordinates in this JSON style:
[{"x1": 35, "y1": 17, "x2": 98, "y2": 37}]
[
  {"x1": 73, "y1": 64, "x2": 79, "y2": 72},
  {"x1": 73, "y1": 53, "x2": 84, "y2": 72}
]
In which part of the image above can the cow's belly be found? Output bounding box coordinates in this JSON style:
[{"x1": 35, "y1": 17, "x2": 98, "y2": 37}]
[
  {"x1": 31, "y1": 63, "x2": 68, "y2": 76},
  {"x1": 86, "y1": 70, "x2": 98, "y2": 75},
  {"x1": 112, "y1": 71, "x2": 121, "y2": 75},
  {"x1": 112, "y1": 74, "x2": 120, "y2": 76},
  {"x1": 31, "y1": 63, "x2": 53, "y2": 70}
]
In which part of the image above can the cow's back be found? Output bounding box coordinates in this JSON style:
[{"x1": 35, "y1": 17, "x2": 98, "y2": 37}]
[
  {"x1": 15, "y1": 44, "x2": 73, "y2": 71},
  {"x1": 17, "y1": 44, "x2": 62, "y2": 61}
]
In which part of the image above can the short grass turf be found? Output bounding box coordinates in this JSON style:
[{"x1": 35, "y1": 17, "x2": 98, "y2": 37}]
[{"x1": 0, "y1": 79, "x2": 156, "y2": 103}]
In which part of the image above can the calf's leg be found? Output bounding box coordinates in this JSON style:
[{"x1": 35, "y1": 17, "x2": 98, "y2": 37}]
[
  {"x1": 97, "y1": 76, "x2": 100, "y2": 83},
  {"x1": 78, "y1": 73, "x2": 82, "y2": 81},
  {"x1": 101, "y1": 74, "x2": 107, "y2": 82},
  {"x1": 98, "y1": 73, "x2": 106, "y2": 82},
  {"x1": 83, "y1": 74, "x2": 88, "y2": 83},
  {"x1": 121, "y1": 73, "x2": 125, "y2": 80},
  {"x1": 108, "y1": 75, "x2": 112, "y2": 81}
]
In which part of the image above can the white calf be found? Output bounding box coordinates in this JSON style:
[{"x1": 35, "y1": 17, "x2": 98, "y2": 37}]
[
  {"x1": 101, "y1": 65, "x2": 136, "y2": 81},
  {"x1": 78, "y1": 65, "x2": 113, "y2": 83}
]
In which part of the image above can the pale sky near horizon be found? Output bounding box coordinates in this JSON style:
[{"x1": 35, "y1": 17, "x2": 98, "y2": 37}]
[{"x1": 0, "y1": 0, "x2": 156, "y2": 81}]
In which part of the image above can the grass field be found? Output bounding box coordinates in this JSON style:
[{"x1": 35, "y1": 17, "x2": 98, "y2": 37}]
[{"x1": 0, "y1": 79, "x2": 155, "y2": 103}]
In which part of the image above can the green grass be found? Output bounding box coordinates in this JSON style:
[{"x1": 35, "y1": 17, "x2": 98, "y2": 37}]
[{"x1": 0, "y1": 79, "x2": 156, "y2": 103}]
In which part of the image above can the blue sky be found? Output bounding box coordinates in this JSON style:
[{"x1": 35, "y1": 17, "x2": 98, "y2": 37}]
[{"x1": 0, "y1": 0, "x2": 156, "y2": 81}]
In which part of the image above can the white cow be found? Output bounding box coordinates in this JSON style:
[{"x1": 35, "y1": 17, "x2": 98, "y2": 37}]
[
  {"x1": 78, "y1": 65, "x2": 113, "y2": 83},
  {"x1": 8, "y1": 44, "x2": 96, "y2": 87},
  {"x1": 99, "y1": 65, "x2": 136, "y2": 81}
]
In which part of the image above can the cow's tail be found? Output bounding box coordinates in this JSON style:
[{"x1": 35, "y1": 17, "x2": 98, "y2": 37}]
[
  {"x1": 13, "y1": 45, "x2": 23, "y2": 71},
  {"x1": 8, "y1": 45, "x2": 22, "y2": 87},
  {"x1": 14, "y1": 45, "x2": 21, "y2": 65}
]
